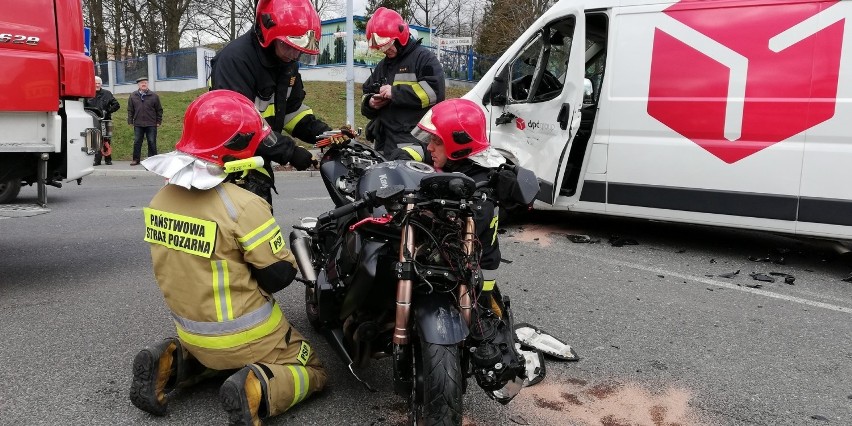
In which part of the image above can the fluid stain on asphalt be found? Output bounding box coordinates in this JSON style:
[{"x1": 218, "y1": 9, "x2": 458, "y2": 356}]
[
  {"x1": 507, "y1": 224, "x2": 574, "y2": 247},
  {"x1": 509, "y1": 376, "x2": 706, "y2": 425}
]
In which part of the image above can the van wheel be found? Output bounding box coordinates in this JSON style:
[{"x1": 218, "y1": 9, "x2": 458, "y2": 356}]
[{"x1": 0, "y1": 179, "x2": 21, "y2": 204}]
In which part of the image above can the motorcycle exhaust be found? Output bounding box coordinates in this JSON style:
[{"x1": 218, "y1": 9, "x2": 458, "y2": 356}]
[{"x1": 289, "y1": 229, "x2": 317, "y2": 282}]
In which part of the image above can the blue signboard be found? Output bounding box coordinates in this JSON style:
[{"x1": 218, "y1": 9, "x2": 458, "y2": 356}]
[{"x1": 84, "y1": 27, "x2": 91, "y2": 56}]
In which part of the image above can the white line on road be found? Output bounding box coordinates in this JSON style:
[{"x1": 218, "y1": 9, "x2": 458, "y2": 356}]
[
  {"x1": 295, "y1": 197, "x2": 331, "y2": 201},
  {"x1": 571, "y1": 250, "x2": 852, "y2": 315}
]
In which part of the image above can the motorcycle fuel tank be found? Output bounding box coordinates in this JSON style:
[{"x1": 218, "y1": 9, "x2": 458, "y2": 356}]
[{"x1": 358, "y1": 160, "x2": 434, "y2": 195}]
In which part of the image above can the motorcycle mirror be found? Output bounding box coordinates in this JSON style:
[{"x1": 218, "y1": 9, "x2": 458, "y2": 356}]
[{"x1": 514, "y1": 167, "x2": 540, "y2": 205}]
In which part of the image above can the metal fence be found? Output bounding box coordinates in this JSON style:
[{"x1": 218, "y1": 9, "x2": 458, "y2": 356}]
[
  {"x1": 115, "y1": 56, "x2": 148, "y2": 85},
  {"x1": 305, "y1": 31, "x2": 494, "y2": 82},
  {"x1": 94, "y1": 62, "x2": 110, "y2": 85},
  {"x1": 156, "y1": 49, "x2": 198, "y2": 80}
]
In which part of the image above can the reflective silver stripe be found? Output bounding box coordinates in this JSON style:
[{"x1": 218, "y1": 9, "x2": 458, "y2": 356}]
[
  {"x1": 239, "y1": 220, "x2": 279, "y2": 251},
  {"x1": 418, "y1": 81, "x2": 438, "y2": 105},
  {"x1": 213, "y1": 260, "x2": 231, "y2": 321},
  {"x1": 215, "y1": 185, "x2": 238, "y2": 221},
  {"x1": 173, "y1": 301, "x2": 275, "y2": 335},
  {"x1": 283, "y1": 105, "x2": 312, "y2": 133},
  {"x1": 294, "y1": 365, "x2": 307, "y2": 403},
  {"x1": 395, "y1": 73, "x2": 417, "y2": 82}
]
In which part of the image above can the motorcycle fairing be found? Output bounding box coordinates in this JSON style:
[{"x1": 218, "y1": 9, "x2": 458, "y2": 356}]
[
  {"x1": 413, "y1": 292, "x2": 469, "y2": 345},
  {"x1": 340, "y1": 237, "x2": 390, "y2": 319}
]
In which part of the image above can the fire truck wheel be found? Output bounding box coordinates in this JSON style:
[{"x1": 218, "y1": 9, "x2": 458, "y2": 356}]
[{"x1": 0, "y1": 178, "x2": 21, "y2": 204}]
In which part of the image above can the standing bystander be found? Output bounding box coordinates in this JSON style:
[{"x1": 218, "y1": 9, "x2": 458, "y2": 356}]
[
  {"x1": 85, "y1": 75, "x2": 120, "y2": 166},
  {"x1": 127, "y1": 76, "x2": 163, "y2": 165}
]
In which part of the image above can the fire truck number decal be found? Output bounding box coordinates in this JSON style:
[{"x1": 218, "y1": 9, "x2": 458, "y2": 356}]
[
  {"x1": 0, "y1": 34, "x2": 40, "y2": 46},
  {"x1": 647, "y1": 0, "x2": 845, "y2": 164}
]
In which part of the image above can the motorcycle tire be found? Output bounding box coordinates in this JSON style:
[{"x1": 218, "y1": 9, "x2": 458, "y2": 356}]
[
  {"x1": 409, "y1": 329, "x2": 463, "y2": 426},
  {"x1": 305, "y1": 286, "x2": 322, "y2": 331},
  {"x1": 0, "y1": 178, "x2": 21, "y2": 204}
]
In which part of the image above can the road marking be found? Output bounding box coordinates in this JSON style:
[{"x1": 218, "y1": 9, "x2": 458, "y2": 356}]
[
  {"x1": 570, "y1": 250, "x2": 852, "y2": 315},
  {"x1": 295, "y1": 197, "x2": 331, "y2": 201},
  {"x1": 125, "y1": 207, "x2": 144, "y2": 211}
]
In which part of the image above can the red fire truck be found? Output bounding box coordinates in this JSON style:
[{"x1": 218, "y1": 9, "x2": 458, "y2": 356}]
[{"x1": 0, "y1": 0, "x2": 98, "y2": 212}]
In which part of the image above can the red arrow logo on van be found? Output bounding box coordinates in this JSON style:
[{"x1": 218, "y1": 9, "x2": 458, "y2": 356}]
[{"x1": 647, "y1": 0, "x2": 844, "y2": 163}]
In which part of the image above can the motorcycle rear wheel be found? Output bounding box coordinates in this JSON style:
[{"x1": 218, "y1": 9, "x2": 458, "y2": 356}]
[
  {"x1": 305, "y1": 286, "x2": 322, "y2": 331},
  {"x1": 409, "y1": 329, "x2": 463, "y2": 425}
]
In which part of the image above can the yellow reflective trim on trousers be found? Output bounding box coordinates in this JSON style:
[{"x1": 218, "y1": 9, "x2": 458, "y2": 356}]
[
  {"x1": 176, "y1": 306, "x2": 283, "y2": 349},
  {"x1": 393, "y1": 81, "x2": 430, "y2": 109},
  {"x1": 287, "y1": 365, "x2": 309, "y2": 408},
  {"x1": 401, "y1": 146, "x2": 423, "y2": 162},
  {"x1": 490, "y1": 215, "x2": 499, "y2": 245},
  {"x1": 482, "y1": 279, "x2": 496, "y2": 292},
  {"x1": 283, "y1": 108, "x2": 314, "y2": 134}
]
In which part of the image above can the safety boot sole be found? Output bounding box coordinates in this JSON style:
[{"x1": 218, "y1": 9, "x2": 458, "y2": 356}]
[
  {"x1": 129, "y1": 349, "x2": 168, "y2": 416},
  {"x1": 220, "y1": 368, "x2": 263, "y2": 426}
]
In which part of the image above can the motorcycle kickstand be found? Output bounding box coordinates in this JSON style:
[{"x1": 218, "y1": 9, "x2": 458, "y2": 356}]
[{"x1": 349, "y1": 362, "x2": 377, "y2": 392}]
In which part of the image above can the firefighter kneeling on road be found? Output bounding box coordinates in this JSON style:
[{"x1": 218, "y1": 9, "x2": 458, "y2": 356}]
[{"x1": 130, "y1": 90, "x2": 326, "y2": 425}]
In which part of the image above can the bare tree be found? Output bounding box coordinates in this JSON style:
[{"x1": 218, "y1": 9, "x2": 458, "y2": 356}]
[{"x1": 476, "y1": 0, "x2": 555, "y2": 56}]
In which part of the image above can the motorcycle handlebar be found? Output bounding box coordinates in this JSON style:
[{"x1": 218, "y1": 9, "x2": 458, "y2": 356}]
[{"x1": 316, "y1": 199, "x2": 366, "y2": 225}]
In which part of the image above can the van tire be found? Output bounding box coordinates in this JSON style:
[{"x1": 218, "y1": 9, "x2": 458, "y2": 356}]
[{"x1": 0, "y1": 179, "x2": 21, "y2": 204}]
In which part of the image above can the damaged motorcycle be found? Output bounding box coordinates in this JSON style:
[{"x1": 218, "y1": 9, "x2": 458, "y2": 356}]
[{"x1": 288, "y1": 138, "x2": 541, "y2": 424}]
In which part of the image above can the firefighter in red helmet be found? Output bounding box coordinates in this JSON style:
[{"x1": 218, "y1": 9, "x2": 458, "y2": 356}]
[
  {"x1": 362, "y1": 7, "x2": 445, "y2": 159},
  {"x1": 210, "y1": 0, "x2": 350, "y2": 205},
  {"x1": 411, "y1": 98, "x2": 579, "y2": 402},
  {"x1": 131, "y1": 90, "x2": 327, "y2": 425}
]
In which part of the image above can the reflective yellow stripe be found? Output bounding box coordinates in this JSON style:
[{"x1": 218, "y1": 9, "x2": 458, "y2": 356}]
[
  {"x1": 490, "y1": 215, "x2": 499, "y2": 245},
  {"x1": 176, "y1": 306, "x2": 283, "y2": 349},
  {"x1": 401, "y1": 146, "x2": 423, "y2": 162},
  {"x1": 211, "y1": 260, "x2": 233, "y2": 321},
  {"x1": 283, "y1": 108, "x2": 314, "y2": 134},
  {"x1": 261, "y1": 103, "x2": 275, "y2": 118},
  {"x1": 238, "y1": 218, "x2": 281, "y2": 252},
  {"x1": 482, "y1": 279, "x2": 496, "y2": 292},
  {"x1": 287, "y1": 365, "x2": 309, "y2": 408},
  {"x1": 393, "y1": 81, "x2": 430, "y2": 108}
]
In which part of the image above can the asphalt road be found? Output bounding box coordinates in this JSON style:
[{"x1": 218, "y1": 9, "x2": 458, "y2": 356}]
[{"x1": 1, "y1": 171, "x2": 851, "y2": 425}]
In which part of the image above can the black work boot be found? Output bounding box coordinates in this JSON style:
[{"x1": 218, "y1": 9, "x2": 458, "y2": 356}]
[
  {"x1": 220, "y1": 367, "x2": 265, "y2": 426},
  {"x1": 105, "y1": 155, "x2": 112, "y2": 165},
  {"x1": 129, "y1": 338, "x2": 179, "y2": 416}
]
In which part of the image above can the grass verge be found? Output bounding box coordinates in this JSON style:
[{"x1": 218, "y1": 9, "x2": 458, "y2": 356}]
[{"x1": 108, "y1": 82, "x2": 470, "y2": 160}]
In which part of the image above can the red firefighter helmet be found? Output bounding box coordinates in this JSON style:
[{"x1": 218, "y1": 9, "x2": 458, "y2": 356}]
[
  {"x1": 366, "y1": 7, "x2": 410, "y2": 51},
  {"x1": 176, "y1": 90, "x2": 275, "y2": 166},
  {"x1": 417, "y1": 99, "x2": 489, "y2": 160},
  {"x1": 255, "y1": 0, "x2": 321, "y2": 55}
]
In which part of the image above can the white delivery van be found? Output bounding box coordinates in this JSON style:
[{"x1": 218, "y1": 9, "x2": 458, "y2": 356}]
[{"x1": 465, "y1": 0, "x2": 852, "y2": 242}]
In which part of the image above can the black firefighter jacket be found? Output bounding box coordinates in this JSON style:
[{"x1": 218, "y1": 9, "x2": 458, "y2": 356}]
[
  {"x1": 361, "y1": 40, "x2": 445, "y2": 156},
  {"x1": 210, "y1": 30, "x2": 331, "y2": 144}
]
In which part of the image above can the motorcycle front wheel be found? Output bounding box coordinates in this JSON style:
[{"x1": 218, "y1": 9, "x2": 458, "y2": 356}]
[{"x1": 409, "y1": 328, "x2": 463, "y2": 425}]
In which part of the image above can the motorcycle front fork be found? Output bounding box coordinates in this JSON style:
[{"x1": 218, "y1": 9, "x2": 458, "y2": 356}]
[{"x1": 392, "y1": 213, "x2": 477, "y2": 393}]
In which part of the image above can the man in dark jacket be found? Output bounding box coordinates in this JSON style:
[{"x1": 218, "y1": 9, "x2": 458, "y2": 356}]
[
  {"x1": 127, "y1": 76, "x2": 163, "y2": 165},
  {"x1": 361, "y1": 7, "x2": 445, "y2": 158},
  {"x1": 85, "y1": 76, "x2": 120, "y2": 166}
]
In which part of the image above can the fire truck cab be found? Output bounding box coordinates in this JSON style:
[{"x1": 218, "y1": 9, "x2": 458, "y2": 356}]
[{"x1": 0, "y1": 0, "x2": 98, "y2": 211}]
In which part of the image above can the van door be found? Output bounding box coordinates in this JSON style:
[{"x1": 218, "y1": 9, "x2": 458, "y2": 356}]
[{"x1": 485, "y1": 11, "x2": 586, "y2": 204}]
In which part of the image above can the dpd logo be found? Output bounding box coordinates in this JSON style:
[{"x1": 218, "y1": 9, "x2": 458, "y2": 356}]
[
  {"x1": 647, "y1": 1, "x2": 844, "y2": 163},
  {"x1": 516, "y1": 117, "x2": 526, "y2": 130}
]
